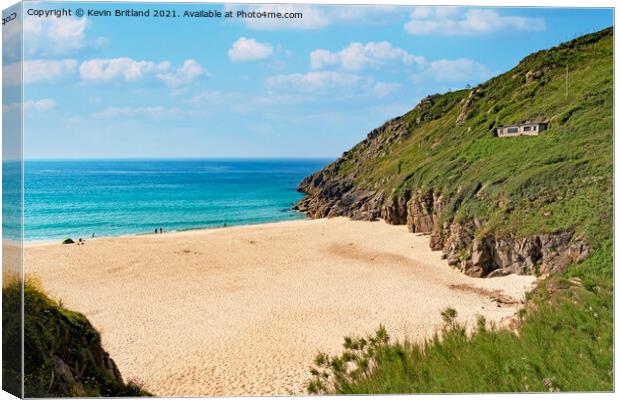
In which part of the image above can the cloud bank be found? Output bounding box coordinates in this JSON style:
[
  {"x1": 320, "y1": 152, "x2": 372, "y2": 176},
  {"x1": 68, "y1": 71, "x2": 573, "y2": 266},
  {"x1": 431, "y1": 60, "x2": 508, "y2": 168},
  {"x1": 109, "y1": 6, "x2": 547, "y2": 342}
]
[{"x1": 405, "y1": 7, "x2": 545, "y2": 35}]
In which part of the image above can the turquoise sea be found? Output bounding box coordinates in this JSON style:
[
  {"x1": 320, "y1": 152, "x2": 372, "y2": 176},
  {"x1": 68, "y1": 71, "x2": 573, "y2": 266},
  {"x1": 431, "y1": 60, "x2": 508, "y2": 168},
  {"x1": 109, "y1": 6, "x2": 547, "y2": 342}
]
[{"x1": 23, "y1": 159, "x2": 331, "y2": 241}]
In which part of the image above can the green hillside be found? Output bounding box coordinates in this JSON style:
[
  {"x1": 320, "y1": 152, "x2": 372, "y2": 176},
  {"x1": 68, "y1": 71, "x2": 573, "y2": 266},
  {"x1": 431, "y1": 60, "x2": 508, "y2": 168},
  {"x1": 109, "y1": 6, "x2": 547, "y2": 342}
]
[
  {"x1": 302, "y1": 28, "x2": 613, "y2": 393},
  {"x1": 2, "y1": 278, "x2": 150, "y2": 397},
  {"x1": 303, "y1": 27, "x2": 612, "y2": 246}
]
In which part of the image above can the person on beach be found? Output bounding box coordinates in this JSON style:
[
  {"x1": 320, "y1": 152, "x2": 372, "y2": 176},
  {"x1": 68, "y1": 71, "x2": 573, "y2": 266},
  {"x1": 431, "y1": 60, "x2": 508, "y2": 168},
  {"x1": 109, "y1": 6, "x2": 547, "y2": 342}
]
[
  {"x1": 155, "y1": 228, "x2": 158, "y2": 234},
  {"x1": 159, "y1": 228, "x2": 163, "y2": 234}
]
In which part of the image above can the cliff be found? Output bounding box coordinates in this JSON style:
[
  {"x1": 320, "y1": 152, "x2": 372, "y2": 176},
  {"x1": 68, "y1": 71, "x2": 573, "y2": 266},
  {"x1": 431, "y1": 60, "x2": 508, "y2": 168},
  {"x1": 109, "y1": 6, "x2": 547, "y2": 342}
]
[{"x1": 296, "y1": 28, "x2": 612, "y2": 277}]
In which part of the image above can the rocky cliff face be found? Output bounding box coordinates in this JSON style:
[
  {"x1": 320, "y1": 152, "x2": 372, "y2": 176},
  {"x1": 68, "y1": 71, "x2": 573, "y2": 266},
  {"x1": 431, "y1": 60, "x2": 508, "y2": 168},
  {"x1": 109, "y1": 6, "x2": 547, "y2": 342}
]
[
  {"x1": 295, "y1": 115, "x2": 409, "y2": 221},
  {"x1": 295, "y1": 115, "x2": 590, "y2": 278}
]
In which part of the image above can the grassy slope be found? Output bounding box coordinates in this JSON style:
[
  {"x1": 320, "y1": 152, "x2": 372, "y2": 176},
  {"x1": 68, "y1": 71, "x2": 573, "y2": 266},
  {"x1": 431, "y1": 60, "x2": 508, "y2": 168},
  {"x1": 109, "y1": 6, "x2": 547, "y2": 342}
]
[
  {"x1": 337, "y1": 28, "x2": 612, "y2": 243},
  {"x1": 2, "y1": 278, "x2": 150, "y2": 397},
  {"x1": 308, "y1": 28, "x2": 613, "y2": 393}
]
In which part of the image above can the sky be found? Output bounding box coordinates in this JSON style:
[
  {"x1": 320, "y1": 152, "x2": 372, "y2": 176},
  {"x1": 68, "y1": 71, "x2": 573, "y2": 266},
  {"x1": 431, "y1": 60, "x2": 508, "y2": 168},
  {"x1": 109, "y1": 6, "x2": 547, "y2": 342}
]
[{"x1": 4, "y1": 2, "x2": 614, "y2": 159}]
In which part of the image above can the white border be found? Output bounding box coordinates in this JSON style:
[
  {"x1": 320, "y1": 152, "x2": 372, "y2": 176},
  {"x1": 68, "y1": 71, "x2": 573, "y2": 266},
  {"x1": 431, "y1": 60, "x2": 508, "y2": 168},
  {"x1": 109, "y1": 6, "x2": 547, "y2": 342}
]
[{"x1": 0, "y1": 1, "x2": 616, "y2": 400}]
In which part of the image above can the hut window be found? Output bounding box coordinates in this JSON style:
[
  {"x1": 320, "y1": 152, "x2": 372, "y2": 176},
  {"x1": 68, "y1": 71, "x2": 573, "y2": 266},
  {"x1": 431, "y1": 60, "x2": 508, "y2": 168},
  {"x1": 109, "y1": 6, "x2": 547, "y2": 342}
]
[
  {"x1": 523, "y1": 126, "x2": 531, "y2": 132},
  {"x1": 507, "y1": 127, "x2": 518, "y2": 133}
]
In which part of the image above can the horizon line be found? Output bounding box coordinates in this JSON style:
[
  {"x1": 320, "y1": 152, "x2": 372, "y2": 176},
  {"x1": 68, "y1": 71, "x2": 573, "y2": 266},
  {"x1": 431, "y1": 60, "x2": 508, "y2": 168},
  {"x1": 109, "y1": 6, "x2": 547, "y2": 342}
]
[{"x1": 22, "y1": 156, "x2": 337, "y2": 161}]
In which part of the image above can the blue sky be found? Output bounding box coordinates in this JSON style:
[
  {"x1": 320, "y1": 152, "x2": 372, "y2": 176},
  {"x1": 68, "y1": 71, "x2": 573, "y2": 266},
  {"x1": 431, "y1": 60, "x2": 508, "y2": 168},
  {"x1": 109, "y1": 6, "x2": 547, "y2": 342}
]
[{"x1": 7, "y1": 3, "x2": 613, "y2": 158}]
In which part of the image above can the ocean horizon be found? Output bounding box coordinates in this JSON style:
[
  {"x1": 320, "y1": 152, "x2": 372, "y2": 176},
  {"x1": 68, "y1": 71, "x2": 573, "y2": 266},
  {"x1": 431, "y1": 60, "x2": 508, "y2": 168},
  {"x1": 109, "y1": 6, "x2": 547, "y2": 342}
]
[{"x1": 23, "y1": 158, "x2": 332, "y2": 241}]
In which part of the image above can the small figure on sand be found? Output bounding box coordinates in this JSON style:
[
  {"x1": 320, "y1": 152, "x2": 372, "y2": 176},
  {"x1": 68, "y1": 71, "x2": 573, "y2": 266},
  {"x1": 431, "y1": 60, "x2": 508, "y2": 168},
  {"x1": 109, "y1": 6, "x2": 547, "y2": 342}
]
[
  {"x1": 159, "y1": 227, "x2": 163, "y2": 234},
  {"x1": 154, "y1": 228, "x2": 158, "y2": 234},
  {"x1": 77, "y1": 238, "x2": 85, "y2": 246}
]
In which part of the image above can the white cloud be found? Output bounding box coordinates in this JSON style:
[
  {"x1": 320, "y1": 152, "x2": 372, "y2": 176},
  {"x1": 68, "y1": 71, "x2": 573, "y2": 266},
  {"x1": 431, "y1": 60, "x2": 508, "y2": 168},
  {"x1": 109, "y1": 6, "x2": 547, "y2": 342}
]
[
  {"x1": 267, "y1": 71, "x2": 400, "y2": 98},
  {"x1": 10, "y1": 57, "x2": 206, "y2": 88},
  {"x1": 310, "y1": 41, "x2": 425, "y2": 72},
  {"x1": 156, "y1": 59, "x2": 208, "y2": 88},
  {"x1": 79, "y1": 57, "x2": 170, "y2": 82},
  {"x1": 371, "y1": 81, "x2": 401, "y2": 98},
  {"x1": 328, "y1": 6, "x2": 402, "y2": 25},
  {"x1": 188, "y1": 90, "x2": 227, "y2": 106},
  {"x1": 185, "y1": 90, "x2": 309, "y2": 114},
  {"x1": 412, "y1": 58, "x2": 491, "y2": 83},
  {"x1": 228, "y1": 37, "x2": 274, "y2": 62},
  {"x1": 405, "y1": 7, "x2": 545, "y2": 35},
  {"x1": 3, "y1": 59, "x2": 79, "y2": 85},
  {"x1": 410, "y1": 6, "x2": 460, "y2": 20},
  {"x1": 308, "y1": 49, "x2": 338, "y2": 70},
  {"x1": 3, "y1": 62, "x2": 21, "y2": 86},
  {"x1": 93, "y1": 106, "x2": 183, "y2": 118},
  {"x1": 23, "y1": 16, "x2": 103, "y2": 56},
  {"x1": 267, "y1": 71, "x2": 362, "y2": 93},
  {"x1": 3, "y1": 99, "x2": 57, "y2": 113},
  {"x1": 246, "y1": 92, "x2": 307, "y2": 107},
  {"x1": 1, "y1": 103, "x2": 18, "y2": 113},
  {"x1": 24, "y1": 99, "x2": 57, "y2": 111},
  {"x1": 27, "y1": 59, "x2": 79, "y2": 84}
]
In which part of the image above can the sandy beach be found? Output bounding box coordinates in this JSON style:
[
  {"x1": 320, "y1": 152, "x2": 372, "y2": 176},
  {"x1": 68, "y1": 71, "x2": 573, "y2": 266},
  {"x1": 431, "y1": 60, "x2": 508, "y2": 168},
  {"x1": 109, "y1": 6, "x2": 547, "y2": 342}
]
[{"x1": 25, "y1": 218, "x2": 536, "y2": 396}]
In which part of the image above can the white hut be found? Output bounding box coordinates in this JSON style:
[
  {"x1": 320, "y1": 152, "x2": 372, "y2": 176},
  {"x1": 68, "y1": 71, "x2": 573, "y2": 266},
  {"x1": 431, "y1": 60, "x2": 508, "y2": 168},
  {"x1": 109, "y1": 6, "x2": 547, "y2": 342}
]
[{"x1": 496, "y1": 121, "x2": 548, "y2": 137}]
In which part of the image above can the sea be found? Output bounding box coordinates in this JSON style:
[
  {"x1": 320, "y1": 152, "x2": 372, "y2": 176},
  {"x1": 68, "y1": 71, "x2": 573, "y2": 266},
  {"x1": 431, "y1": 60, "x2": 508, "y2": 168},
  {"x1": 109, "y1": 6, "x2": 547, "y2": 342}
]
[{"x1": 21, "y1": 159, "x2": 331, "y2": 242}]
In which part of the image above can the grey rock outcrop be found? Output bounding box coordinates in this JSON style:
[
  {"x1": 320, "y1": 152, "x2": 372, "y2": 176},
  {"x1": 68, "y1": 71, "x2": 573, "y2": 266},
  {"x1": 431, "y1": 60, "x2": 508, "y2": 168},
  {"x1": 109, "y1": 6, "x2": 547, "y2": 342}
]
[{"x1": 296, "y1": 179, "x2": 590, "y2": 277}]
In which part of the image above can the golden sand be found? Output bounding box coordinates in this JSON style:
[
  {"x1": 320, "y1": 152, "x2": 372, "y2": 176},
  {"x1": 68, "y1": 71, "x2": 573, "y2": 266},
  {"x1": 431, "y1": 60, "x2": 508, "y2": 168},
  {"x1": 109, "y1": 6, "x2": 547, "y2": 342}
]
[{"x1": 25, "y1": 218, "x2": 535, "y2": 396}]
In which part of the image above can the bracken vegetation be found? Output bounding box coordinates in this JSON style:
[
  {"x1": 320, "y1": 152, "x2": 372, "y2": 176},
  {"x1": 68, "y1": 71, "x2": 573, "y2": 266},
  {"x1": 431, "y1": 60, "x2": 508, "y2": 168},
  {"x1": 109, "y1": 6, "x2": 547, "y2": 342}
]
[{"x1": 307, "y1": 28, "x2": 613, "y2": 394}]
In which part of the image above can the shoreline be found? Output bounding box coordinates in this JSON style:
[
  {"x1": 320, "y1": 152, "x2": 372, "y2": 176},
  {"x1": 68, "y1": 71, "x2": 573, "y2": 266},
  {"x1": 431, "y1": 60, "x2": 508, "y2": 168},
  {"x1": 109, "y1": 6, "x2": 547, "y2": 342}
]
[
  {"x1": 24, "y1": 213, "x2": 311, "y2": 247},
  {"x1": 24, "y1": 217, "x2": 536, "y2": 396}
]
